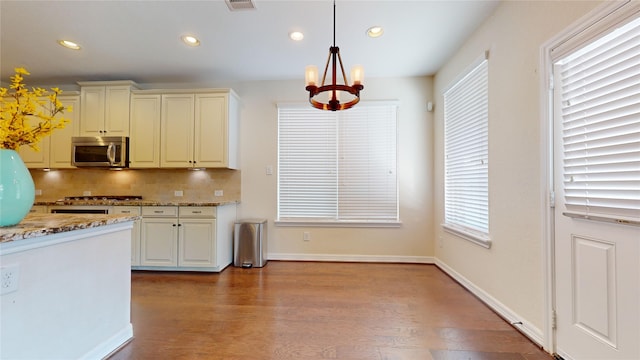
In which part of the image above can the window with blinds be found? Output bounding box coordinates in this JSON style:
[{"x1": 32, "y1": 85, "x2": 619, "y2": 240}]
[
  {"x1": 443, "y1": 55, "x2": 490, "y2": 246},
  {"x1": 557, "y1": 16, "x2": 640, "y2": 220},
  {"x1": 277, "y1": 103, "x2": 398, "y2": 224}
]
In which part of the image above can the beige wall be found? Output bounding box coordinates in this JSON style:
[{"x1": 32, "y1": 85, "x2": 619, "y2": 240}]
[
  {"x1": 232, "y1": 76, "x2": 435, "y2": 261},
  {"x1": 433, "y1": 0, "x2": 601, "y2": 336}
]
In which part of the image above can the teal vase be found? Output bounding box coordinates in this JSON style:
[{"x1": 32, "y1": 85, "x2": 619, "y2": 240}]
[{"x1": 0, "y1": 149, "x2": 35, "y2": 227}]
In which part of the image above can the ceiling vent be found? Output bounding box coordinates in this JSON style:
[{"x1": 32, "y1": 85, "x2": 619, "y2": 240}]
[{"x1": 225, "y1": 0, "x2": 256, "y2": 11}]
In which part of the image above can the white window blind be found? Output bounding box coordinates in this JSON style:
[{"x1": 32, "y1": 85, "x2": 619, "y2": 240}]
[
  {"x1": 558, "y1": 16, "x2": 640, "y2": 220},
  {"x1": 444, "y1": 57, "x2": 489, "y2": 241},
  {"x1": 278, "y1": 103, "x2": 398, "y2": 224}
]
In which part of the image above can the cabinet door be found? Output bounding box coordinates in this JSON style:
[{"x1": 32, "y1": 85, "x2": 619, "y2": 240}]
[
  {"x1": 178, "y1": 218, "x2": 216, "y2": 267},
  {"x1": 130, "y1": 94, "x2": 161, "y2": 168},
  {"x1": 141, "y1": 218, "x2": 178, "y2": 266},
  {"x1": 18, "y1": 138, "x2": 50, "y2": 168},
  {"x1": 17, "y1": 98, "x2": 50, "y2": 168},
  {"x1": 49, "y1": 95, "x2": 79, "y2": 169},
  {"x1": 79, "y1": 86, "x2": 106, "y2": 136},
  {"x1": 104, "y1": 86, "x2": 131, "y2": 136},
  {"x1": 161, "y1": 94, "x2": 194, "y2": 168},
  {"x1": 194, "y1": 94, "x2": 227, "y2": 168}
]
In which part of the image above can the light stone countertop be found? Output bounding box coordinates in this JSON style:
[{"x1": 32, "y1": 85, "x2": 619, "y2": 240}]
[
  {"x1": 0, "y1": 213, "x2": 140, "y2": 243},
  {"x1": 35, "y1": 200, "x2": 239, "y2": 207}
]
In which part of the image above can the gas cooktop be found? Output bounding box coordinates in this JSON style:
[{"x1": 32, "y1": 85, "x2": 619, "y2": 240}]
[{"x1": 63, "y1": 195, "x2": 143, "y2": 201}]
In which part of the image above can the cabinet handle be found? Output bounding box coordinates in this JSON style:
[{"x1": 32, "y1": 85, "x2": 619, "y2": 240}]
[
  {"x1": 178, "y1": 223, "x2": 182, "y2": 226},
  {"x1": 192, "y1": 211, "x2": 202, "y2": 214},
  {"x1": 154, "y1": 210, "x2": 163, "y2": 214},
  {"x1": 121, "y1": 211, "x2": 131, "y2": 213},
  {"x1": 172, "y1": 224, "x2": 176, "y2": 227}
]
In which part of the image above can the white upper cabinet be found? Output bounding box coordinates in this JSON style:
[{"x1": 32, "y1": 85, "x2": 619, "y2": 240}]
[
  {"x1": 19, "y1": 94, "x2": 80, "y2": 169},
  {"x1": 195, "y1": 94, "x2": 229, "y2": 168},
  {"x1": 158, "y1": 89, "x2": 239, "y2": 169},
  {"x1": 161, "y1": 94, "x2": 195, "y2": 168},
  {"x1": 78, "y1": 81, "x2": 138, "y2": 136},
  {"x1": 129, "y1": 94, "x2": 161, "y2": 168}
]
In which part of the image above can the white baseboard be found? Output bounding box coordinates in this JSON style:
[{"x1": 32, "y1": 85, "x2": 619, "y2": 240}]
[
  {"x1": 80, "y1": 323, "x2": 133, "y2": 360},
  {"x1": 434, "y1": 258, "x2": 545, "y2": 348},
  {"x1": 268, "y1": 253, "x2": 435, "y2": 264}
]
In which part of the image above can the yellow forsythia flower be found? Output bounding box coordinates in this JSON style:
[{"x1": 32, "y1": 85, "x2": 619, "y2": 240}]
[{"x1": 0, "y1": 67, "x2": 71, "y2": 151}]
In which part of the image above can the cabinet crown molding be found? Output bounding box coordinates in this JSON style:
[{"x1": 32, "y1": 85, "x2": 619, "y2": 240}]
[
  {"x1": 132, "y1": 88, "x2": 237, "y2": 96},
  {"x1": 77, "y1": 80, "x2": 139, "y2": 88}
]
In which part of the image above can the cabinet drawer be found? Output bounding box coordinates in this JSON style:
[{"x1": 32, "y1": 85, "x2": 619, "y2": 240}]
[
  {"x1": 179, "y1": 206, "x2": 216, "y2": 218},
  {"x1": 113, "y1": 206, "x2": 141, "y2": 215},
  {"x1": 142, "y1": 206, "x2": 178, "y2": 217}
]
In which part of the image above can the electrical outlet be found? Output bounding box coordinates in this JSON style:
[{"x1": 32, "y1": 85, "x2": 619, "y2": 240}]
[
  {"x1": 174, "y1": 190, "x2": 183, "y2": 197},
  {"x1": 1, "y1": 264, "x2": 20, "y2": 295},
  {"x1": 438, "y1": 235, "x2": 443, "y2": 248},
  {"x1": 82, "y1": 191, "x2": 91, "y2": 196},
  {"x1": 266, "y1": 165, "x2": 273, "y2": 175},
  {"x1": 303, "y1": 232, "x2": 311, "y2": 241},
  {"x1": 35, "y1": 189, "x2": 43, "y2": 196},
  {"x1": 214, "y1": 190, "x2": 224, "y2": 197}
]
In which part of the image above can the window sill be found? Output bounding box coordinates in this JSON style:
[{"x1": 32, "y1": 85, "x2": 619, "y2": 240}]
[
  {"x1": 275, "y1": 219, "x2": 402, "y2": 228},
  {"x1": 442, "y1": 223, "x2": 491, "y2": 249}
]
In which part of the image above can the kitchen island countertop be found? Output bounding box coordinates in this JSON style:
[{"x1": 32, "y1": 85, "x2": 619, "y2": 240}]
[{"x1": 0, "y1": 213, "x2": 140, "y2": 243}]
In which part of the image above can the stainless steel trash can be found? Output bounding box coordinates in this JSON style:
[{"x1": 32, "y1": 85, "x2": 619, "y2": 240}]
[{"x1": 233, "y1": 219, "x2": 267, "y2": 268}]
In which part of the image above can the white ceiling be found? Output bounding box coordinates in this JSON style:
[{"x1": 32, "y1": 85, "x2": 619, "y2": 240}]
[{"x1": 0, "y1": 0, "x2": 500, "y2": 86}]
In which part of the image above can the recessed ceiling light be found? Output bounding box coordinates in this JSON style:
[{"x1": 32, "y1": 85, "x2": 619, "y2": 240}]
[
  {"x1": 181, "y1": 35, "x2": 201, "y2": 47},
  {"x1": 57, "y1": 40, "x2": 81, "y2": 50},
  {"x1": 367, "y1": 26, "x2": 384, "y2": 38},
  {"x1": 289, "y1": 31, "x2": 304, "y2": 41}
]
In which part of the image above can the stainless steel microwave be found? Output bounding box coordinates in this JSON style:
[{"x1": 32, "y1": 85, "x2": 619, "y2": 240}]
[{"x1": 72, "y1": 136, "x2": 129, "y2": 168}]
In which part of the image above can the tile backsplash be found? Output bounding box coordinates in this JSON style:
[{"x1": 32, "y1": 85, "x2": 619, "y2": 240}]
[{"x1": 30, "y1": 168, "x2": 241, "y2": 203}]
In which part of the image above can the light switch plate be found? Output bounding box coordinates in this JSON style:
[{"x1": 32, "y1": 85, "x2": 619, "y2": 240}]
[{"x1": 214, "y1": 190, "x2": 224, "y2": 197}]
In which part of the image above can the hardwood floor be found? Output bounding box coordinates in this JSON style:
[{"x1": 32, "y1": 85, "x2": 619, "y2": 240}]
[{"x1": 109, "y1": 262, "x2": 551, "y2": 360}]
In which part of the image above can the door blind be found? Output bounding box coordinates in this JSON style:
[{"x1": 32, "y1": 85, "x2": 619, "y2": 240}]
[
  {"x1": 558, "y1": 16, "x2": 640, "y2": 219},
  {"x1": 444, "y1": 58, "x2": 489, "y2": 236}
]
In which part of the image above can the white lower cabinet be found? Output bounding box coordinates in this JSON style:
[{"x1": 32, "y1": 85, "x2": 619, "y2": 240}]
[
  {"x1": 178, "y1": 217, "x2": 216, "y2": 267},
  {"x1": 136, "y1": 205, "x2": 235, "y2": 272},
  {"x1": 112, "y1": 206, "x2": 141, "y2": 266}
]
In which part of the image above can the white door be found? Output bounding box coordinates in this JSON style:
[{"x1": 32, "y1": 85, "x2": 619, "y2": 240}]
[{"x1": 552, "y1": 14, "x2": 640, "y2": 360}]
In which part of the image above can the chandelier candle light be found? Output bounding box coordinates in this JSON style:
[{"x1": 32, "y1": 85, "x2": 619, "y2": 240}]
[{"x1": 305, "y1": 0, "x2": 364, "y2": 111}]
